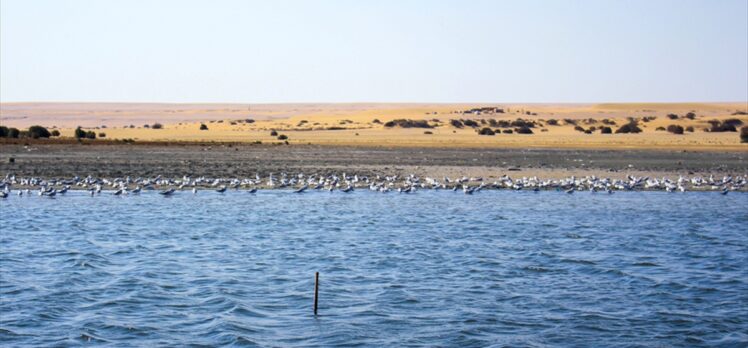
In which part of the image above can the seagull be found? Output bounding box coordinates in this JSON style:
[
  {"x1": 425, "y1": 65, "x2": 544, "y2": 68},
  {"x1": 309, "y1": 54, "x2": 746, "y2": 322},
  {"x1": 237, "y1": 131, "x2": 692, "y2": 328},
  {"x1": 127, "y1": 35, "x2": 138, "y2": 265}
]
[
  {"x1": 216, "y1": 186, "x2": 227, "y2": 193},
  {"x1": 159, "y1": 188, "x2": 175, "y2": 196},
  {"x1": 248, "y1": 188, "x2": 257, "y2": 194}
]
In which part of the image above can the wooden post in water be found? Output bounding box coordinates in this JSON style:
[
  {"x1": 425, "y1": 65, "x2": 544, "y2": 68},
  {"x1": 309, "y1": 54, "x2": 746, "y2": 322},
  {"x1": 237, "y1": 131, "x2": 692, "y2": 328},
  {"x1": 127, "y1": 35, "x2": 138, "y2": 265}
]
[{"x1": 313, "y1": 272, "x2": 319, "y2": 315}]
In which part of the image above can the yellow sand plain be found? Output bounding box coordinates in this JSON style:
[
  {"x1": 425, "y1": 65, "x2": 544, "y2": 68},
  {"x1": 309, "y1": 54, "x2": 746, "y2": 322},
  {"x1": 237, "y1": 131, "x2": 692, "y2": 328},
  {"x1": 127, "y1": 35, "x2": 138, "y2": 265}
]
[{"x1": 1, "y1": 102, "x2": 746, "y2": 150}]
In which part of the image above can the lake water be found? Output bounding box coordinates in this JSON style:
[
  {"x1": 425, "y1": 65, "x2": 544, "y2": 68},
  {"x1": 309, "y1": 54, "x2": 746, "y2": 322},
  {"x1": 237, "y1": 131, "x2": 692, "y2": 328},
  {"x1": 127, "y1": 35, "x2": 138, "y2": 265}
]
[{"x1": 1, "y1": 190, "x2": 747, "y2": 347}]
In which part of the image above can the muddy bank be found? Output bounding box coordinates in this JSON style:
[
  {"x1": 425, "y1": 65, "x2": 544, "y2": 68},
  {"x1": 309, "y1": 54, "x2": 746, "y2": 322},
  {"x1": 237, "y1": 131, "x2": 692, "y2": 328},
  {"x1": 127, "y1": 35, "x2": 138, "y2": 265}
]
[{"x1": 0, "y1": 143, "x2": 745, "y2": 180}]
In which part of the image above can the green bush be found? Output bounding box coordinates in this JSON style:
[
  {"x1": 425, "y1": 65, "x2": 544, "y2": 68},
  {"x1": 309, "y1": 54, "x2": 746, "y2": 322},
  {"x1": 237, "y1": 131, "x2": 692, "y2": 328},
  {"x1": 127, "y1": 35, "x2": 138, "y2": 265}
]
[
  {"x1": 516, "y1": 126, "x2": 534, "y2": 134},
  {"x1": 27, "y1": 125, "x2": 51, "y2": 139},
  {"x1": 478, "y1": 127, "x2": 495, "y2": 135},
  {"x1": 75, "y1": 127, "x2": 86, "y2": 139},
  {"x1": 667, "y1": 125, "x2": 684, "y2": 135},
  {"x1": 615, "y1": 122, "x2": 642, "y2": 134},
  {"x1": 0, "y1": 126, "x2": 8, "y2": 137},
  {"x1": 8, "y1": 128, "x2": 20, "y2": 138}
]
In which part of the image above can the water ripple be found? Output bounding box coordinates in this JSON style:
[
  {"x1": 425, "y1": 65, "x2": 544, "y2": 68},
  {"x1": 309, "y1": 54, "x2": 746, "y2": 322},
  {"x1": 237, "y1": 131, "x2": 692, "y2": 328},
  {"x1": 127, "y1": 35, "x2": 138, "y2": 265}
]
[{"x1": 0, "y1": 190, "x2": 746, "y2": 346}]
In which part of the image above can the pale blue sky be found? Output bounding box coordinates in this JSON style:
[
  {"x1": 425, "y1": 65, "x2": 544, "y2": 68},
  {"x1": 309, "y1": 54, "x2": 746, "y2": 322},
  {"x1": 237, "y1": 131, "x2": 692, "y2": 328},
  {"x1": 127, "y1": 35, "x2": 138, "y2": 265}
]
[{"x1": 1, "y1": 0, "x2": 746, "y2": 103}]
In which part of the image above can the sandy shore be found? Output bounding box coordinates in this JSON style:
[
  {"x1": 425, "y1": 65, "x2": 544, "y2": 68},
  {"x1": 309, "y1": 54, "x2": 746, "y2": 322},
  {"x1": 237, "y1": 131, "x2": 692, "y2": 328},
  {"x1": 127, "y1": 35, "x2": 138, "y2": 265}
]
[
  {"x1": 1, "y1": 102, "x2": 745, "y2": 183},
  {"x1": 1, "y1": 143, "x2": 745, "y2": 182}
]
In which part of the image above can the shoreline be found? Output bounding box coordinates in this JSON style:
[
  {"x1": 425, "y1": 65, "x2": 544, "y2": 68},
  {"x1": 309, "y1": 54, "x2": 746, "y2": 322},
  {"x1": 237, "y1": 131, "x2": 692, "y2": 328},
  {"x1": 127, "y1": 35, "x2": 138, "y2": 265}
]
[
  {"x1": 2, "y1": 137, "x2": 748, "y2": 151},
  {"x1": 1, "y1": 143, "x2": 746, "y2": 193}
]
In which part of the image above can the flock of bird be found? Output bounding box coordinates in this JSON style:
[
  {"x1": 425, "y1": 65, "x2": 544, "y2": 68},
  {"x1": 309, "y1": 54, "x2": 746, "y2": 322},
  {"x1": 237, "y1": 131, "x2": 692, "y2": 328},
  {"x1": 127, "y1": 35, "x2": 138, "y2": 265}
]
[{"x1": 0, "y1": 172, "x2": 744, "y2": 198}]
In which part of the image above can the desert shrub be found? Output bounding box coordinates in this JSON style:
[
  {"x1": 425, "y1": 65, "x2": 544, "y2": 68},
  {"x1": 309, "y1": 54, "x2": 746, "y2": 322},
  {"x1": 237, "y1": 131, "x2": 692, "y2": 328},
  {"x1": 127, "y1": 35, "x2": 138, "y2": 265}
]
[
  {"x1": 684, "y1": 112, "x2": 696, "y2": 120},
  {"x1": 277, "y1": 134, "x2": 288, "y2": 140},
  {"x1": 424, "y1": 131, "x2": 433, "y2": 135},
  {"x1": 27, "y1": 125, "x2": 51, "y2": 139},
  {"x1": 732, "y1": 110, "x2": 747, "y2": 115},
  {"x1": 574, "y1": 126, "x2": 585, "y2": 132},
  {"x1": 98, "y1": 132, "x2": 107, "y2": 138},
  {"x1": 462, "y1": 119, "x2": 479, "y2": 128},
  {"x1": 143, "y1": 124, "x2": 150, "y2": 128},
  {"x1": 7, "y1": 128, "x2": 20, "y2": 138},
  {"x1": 479, "y1": 119, "x2": 487, "y2": 125},
  {"x1": 270, "y1": 130, "x2": 278, "y2": 136},
  {"x1": 686, "y1": 126, "x2": 694, "y2": 132},
  {"x1": 584, "y1": 130, "x2": 592, "y2": 134},
  {"x1": 75, "y1": 127, "x2": 86, "y2": 139},
  {"x1": 51, "y1": 130, "x2": 61, "y2": 137},
  {"x1": 641, "y1": 116, "x2": 656, "y2": 122},
  {"x1": 708, "y1": 120, "x2": 737, "y2": 132},
  {"x1": 601, "y1": 119, "x2": 616, "y2": 125},
  {"x1": 326, "y1": 126, "x2": 346, "y2": 130},
  {"x1": 450, "y1": 119, "x2": 464, "y2": 128},
  {"x1": 151, "y1": 123, "x2": 163, "y2": 129},
  {"x1": 600, "y1": 126, "x2": 612, "y2": 134},
  {"x1": 656, "y1": 127, "x2": 666, "y2": 131},
  {"x1": 588, "y1": 126, "x2": 597, "y2": 131},
  {"x1": 615, "y1": 122, "x2": 642, "y2": 134},
  {"x1": 742, "y1": 126, "x2": 748, "y2": 143},
  {"x1": 200, "y1": 124, "x2": 208, "y2": 130},
  {"x1": 383, "y1": 119, "x2": 432, "y2": 128},
  {"x1": 495, "y1": 120, "x2": 511, "y2": 128},
  {"x1": 0, "y1": 126, "x2": 8, "y2": 137},
  {"x1": 488, "y1": 119, "x2": 498, "y2": 127},
  {"x1": 502, "y1": 129, "x2": 513, "y2": 134},
  {"x1": 666, "y1": 114, "x2": 679, "y2": 120},
  {"x1": 478, "y1": 127, "x2": 495, "y2": 135},
  {"x1": 129, "y1": 124, "x2": 135, "y2": 128},
  {"x1": 564, "y1": 119, "x2": 577, "y2": 125},
  {"x1": 723, "y1": 118, "x2": 744, "y2": 127},
  {"x1": 511, "y1": 119, "x2": 536, "y2": 128},
  {"x1": 546, "y1": 119, "x2": 559, "y2": 126},
  {"x1": 372, "y1": 119, "x2": 382, "y2": 124},
  {"x1": 246, "y1": 119, "x2": 255, "y2": 123},
  {"x1": 85, "y1": 131, "x2": 96, "y2": 139},
  {"x1": 667, "y1": 125, "x2": 684, "y2": 134},
  {"x1": 516, "y1": 126, "x2": 533, "y2": 134}
]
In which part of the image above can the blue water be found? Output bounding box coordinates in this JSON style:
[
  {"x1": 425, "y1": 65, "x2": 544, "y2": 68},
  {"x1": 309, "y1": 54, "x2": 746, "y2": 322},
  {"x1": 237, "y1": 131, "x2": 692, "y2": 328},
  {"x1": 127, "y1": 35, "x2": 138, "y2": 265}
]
[{"x1": 1, "y1": 190, "x2": 747, "y2": 347}]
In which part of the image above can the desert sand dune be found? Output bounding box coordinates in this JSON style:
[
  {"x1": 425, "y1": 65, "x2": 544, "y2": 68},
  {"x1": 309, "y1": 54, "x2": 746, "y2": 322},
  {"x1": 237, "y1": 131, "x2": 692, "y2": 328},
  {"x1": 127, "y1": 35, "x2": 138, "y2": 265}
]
[{"x1": 1, "y1": 102, "x2": 746, "y2": 150}]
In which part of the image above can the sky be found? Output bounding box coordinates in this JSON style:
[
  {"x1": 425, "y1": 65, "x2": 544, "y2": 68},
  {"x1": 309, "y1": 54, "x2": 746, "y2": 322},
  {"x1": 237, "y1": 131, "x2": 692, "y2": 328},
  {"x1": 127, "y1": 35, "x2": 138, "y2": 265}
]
[{"x1": 1, "y1": 0, "x2": 746, "y2": 103}]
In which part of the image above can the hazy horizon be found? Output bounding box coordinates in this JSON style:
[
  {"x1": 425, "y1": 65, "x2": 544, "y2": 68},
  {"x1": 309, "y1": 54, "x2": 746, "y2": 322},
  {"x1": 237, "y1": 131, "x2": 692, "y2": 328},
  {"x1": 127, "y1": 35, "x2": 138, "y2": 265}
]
[{"x1": 2, "y1": 0, "x2": 747, "y2": 104}]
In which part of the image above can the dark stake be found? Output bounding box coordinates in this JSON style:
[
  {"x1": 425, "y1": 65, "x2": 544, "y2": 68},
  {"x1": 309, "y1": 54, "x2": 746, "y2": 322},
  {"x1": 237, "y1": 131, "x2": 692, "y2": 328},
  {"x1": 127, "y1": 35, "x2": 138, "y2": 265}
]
[{"x1": 313, "y1": 272, "x2": 319, "y2": 315}]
